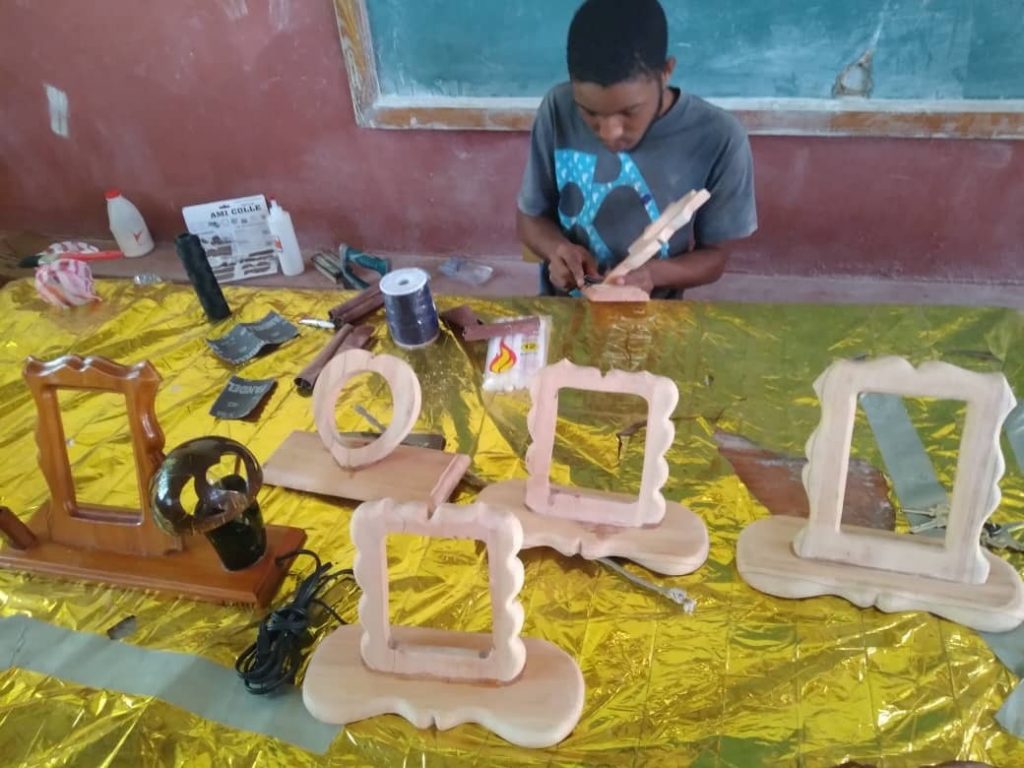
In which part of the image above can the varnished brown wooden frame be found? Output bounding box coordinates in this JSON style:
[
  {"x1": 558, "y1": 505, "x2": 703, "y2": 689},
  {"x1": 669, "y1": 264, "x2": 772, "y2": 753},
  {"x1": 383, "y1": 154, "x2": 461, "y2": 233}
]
[
  {"x1": 0, "y1": 354, "x2": 307, "y2": 607},
  {"x1": 334, "y1": 0, "x2": 1024, "y2": 139}
]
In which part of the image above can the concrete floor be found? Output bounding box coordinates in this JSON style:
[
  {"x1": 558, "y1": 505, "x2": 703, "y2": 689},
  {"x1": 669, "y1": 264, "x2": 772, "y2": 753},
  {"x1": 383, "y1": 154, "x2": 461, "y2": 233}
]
[{"x1": 26, "y1": 240, "x2": 1024, "y2": 310}]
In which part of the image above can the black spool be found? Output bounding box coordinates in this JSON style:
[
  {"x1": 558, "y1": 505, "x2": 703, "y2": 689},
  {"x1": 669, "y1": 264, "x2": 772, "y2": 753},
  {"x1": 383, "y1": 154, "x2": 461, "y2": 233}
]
[{"x1": 379, "y1": 267, "x2": 439, "y2": 349}]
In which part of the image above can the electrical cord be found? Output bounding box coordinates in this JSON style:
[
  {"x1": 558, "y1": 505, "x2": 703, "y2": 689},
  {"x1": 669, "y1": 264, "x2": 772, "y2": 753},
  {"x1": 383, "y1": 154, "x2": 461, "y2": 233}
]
[{"x1": 235, "y1": 549, "x2": 355, "y2": 695}]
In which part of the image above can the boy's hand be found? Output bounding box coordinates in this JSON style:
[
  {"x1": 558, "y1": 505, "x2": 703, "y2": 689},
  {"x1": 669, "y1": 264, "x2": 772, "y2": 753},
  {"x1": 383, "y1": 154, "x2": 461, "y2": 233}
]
[
  {"x1": 609, "y1": 265, "x2": 654, "y2": 295},
  {"x1": 548, "y1": 243, "x2": 599, "y2": 291}
]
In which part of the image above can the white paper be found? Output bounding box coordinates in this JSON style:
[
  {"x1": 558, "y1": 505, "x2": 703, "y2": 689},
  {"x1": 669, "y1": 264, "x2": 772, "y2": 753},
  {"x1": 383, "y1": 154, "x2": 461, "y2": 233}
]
[{"x1": 182, "y1": 195, "x2": 278, "y2": 283}]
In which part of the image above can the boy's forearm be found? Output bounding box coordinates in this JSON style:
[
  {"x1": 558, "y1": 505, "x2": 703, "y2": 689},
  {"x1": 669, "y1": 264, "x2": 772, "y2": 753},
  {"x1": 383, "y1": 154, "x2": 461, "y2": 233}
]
[
  {"x1": 644, "y1": 246, "x2": 728, "y2": 291},
  {"x1": 516, "y1": 210, "x2": 571, "y2": 262}
]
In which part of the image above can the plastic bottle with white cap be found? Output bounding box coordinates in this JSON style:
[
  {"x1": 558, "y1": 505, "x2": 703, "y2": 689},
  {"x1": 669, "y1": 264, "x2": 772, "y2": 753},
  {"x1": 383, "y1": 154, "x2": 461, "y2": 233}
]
[
  {"x1": 267, "y1": 198, "x2": 305, "y2": 276},
  {"x1": 106, "y1": 189, "x2": 154, "y2": 257}
]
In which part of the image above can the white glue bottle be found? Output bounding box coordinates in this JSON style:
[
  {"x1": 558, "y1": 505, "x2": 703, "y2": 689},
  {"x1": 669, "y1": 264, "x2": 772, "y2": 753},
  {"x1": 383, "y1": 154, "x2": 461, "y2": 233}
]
[
  {"x1": 106, "y1": 189, "x2": 154, "y2": 257},
  {"x1": 267, "y1": 198, "x2": 305, "y2": 276}
]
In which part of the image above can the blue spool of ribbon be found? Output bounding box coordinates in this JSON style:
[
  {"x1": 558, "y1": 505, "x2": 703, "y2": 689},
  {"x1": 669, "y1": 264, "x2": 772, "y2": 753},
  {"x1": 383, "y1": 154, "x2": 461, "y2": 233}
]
[{"x1": 379, "y1": 267, "x2": 440, "y2": 349}]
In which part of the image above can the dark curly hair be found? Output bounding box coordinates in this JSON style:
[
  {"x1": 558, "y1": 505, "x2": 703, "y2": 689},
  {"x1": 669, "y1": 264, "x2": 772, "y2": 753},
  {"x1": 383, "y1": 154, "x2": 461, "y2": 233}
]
[{"x1": 567, "y1": 0, "x2": 669, "y2": 86}]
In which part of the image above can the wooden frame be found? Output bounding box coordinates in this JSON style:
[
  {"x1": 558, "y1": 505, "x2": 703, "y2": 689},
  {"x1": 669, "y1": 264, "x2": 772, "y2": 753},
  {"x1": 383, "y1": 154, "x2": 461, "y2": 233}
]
[
  {"x1": 302, "y1": 499, "x2": 585, "y2": 747},
  {"x1": 0, "y1": 355, "x2": 306, "y2": 606},
  {"x1": 584, "y1": 189, "x2": 710, "y2": 303},
  {"x1": 334, "y1": 0, "x2": 1024, "y2": 139},
  {"x1": 797, "y1": 357, "x2": 1013, "y2": 584},
  {"x1": 353, "y1": 499, "x2": 526, "y2": 683},
  {"x1": 478, "y1": 359, "x2": 709, "y2": 576},
  {"x1": 312, "y1": 348, "x2": 421, "y2": 469},
  {"x1": 265, "y1": 349, "x2": 469, "y2": 508},
  {"x1": 24, "y1": 355, "x2": 178, "y2": 557},
  {"x1": 736, "y1": 356, "x2": 1024, "y2": 632},
  {"x1": 525, "y1": 360, "x2": 678, "y2": 528}
]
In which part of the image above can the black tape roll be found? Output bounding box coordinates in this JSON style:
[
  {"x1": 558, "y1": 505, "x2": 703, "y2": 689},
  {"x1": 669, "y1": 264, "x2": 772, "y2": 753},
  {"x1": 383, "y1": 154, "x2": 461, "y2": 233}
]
[{"x1": 174, "y1": 233, "x2": 231, "y2": 322}]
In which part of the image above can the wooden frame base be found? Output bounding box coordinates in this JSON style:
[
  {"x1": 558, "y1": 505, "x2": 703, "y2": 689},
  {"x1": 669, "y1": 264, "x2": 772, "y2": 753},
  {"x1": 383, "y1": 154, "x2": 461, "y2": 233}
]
[
  {"x1": 737, "y1": 516, "x2": 1024, "y2": 632},
  {"x1": 263, "y1": 430, "x2": 470, "y2": 508},
  {"x1": 0, "y1": 508, "x2": 306, "y2": 606},
  {"x1": 478, "y1": 479, "x2": 709, "y2": 576},
  {"x1": 303, "y1": 625, "x2": 585, "y2": 748}
]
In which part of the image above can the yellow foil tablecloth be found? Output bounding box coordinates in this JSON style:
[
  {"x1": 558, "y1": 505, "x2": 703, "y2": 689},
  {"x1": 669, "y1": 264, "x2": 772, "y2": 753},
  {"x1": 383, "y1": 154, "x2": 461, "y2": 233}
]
[{"x1": 0, "y1": 278, "x2": 1022, "y2": 767}]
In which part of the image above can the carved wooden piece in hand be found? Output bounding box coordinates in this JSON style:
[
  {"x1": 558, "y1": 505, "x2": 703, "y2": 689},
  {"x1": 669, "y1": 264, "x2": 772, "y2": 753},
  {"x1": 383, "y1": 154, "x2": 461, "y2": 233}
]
[{"x1": 582, "y1": 188, "x2": 710, "y2": 303}]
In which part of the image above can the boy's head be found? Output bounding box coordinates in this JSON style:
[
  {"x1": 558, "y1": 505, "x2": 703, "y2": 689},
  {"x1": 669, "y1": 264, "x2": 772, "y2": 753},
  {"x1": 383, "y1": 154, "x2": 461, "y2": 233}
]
[{"x1": 567, "y1": 0, "x2": 675, "y2": 153}]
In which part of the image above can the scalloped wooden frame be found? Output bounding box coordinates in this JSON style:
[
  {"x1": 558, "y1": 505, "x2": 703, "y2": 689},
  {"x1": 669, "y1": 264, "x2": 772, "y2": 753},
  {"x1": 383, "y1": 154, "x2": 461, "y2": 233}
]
[
  {"x1": 525, "y1": 359, "x2": 679, "y2": 528},
  {"x1": 354, "y1": 499, "x2": 526, "y2": 683},
  {"x1": 303, "y1": 498, "x2": 586, "y2": 747},
  {"x1": 736, "y1": 356, "x2": 1024, "y2": 632},
  {"x1": 799, "y1": 357, "x2": 1013, "y2": 583}
]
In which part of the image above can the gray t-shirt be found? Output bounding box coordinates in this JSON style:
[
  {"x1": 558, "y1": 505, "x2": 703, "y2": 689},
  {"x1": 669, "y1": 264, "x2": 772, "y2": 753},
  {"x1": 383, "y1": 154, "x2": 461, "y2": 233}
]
[{"x1": 518, "y1": 82, "x2": 758, "y2": 280}]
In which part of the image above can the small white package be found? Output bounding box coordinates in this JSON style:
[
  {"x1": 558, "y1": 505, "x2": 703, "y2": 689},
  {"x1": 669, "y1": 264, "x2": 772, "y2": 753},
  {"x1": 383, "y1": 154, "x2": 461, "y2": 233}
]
[{"x1": 482, "y1": 315, "x2": 551, "y2": 392}]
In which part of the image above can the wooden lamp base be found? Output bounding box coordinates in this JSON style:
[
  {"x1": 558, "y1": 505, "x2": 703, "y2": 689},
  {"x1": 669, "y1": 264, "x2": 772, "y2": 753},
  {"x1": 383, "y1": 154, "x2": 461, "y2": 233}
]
[
  {"x1": 303, "y1": 625, "x2": 585, "y2": 749},
  {"x1": 0, "y1": 505, "x2": 306, "y2": 606},
  {"x1": 478, "y1": 479, "x2": 709, "y2": 576},
  {"x1": 737, "y1": 516, "x2": 1024, "y2": 633}
]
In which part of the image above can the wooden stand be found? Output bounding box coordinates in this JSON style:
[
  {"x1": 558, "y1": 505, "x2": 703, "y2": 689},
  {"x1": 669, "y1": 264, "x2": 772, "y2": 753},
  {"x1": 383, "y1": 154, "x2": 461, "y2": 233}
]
[
  {"x1": 264, "y1": 349, "x2": 470, "y2": 508},
  {"x1": 738, "y1": 516, "x2": 1024, "y2": 632},
  {"x1": 478, "y1": 479, "x2": 707, "y2": 576},
  {"x1": 304, "y1": 627, "x2": 585, "y2": 748},
  {"x1": 479, "y1": 360, "x2": 709, "y2": 576},
  {"x1": 263, "y1": 431, "x2": 469, "y2": 508},
  {"x1": 303, "y1": 499, "x2": 584, "y2": 747},
  {"x1": 0, "y1": 355, "x2": 305, "y2": 606},
  {"x1": 0, "y1": 522, "x2": 305, "y2": 606},
  {"x1": 736, "y1": 357, "x2": 1024, "y2": 632}
]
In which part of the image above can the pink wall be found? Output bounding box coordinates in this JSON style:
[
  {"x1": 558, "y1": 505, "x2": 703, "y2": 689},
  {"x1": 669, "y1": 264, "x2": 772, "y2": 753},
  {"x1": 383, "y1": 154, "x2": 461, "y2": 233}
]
[{"x1": 1, "y1": 0, "x2": 1021, "y2": 282}]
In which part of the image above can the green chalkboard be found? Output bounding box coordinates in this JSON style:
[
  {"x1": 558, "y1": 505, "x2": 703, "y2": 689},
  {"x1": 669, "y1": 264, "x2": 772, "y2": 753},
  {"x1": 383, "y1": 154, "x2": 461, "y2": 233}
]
[
  {"x1": 335, "y1": 0, "x2": 1024, "y2": 136},
  {"x1": 365, "y1": 0, "x2": 1024, "y2": 101}
]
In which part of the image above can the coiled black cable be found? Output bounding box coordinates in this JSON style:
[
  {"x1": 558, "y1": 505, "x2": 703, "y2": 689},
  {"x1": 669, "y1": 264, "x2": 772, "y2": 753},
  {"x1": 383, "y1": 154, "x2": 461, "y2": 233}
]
[{"x1": 235, "y1": 549, "x2": 354, "y2": 695}]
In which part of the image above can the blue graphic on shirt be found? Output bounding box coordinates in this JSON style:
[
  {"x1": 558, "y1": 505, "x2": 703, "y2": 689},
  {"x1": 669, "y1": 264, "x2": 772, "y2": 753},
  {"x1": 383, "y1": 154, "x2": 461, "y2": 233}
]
[{"x1": 554, "y1": 149, "x2": 666, "y2": 270}]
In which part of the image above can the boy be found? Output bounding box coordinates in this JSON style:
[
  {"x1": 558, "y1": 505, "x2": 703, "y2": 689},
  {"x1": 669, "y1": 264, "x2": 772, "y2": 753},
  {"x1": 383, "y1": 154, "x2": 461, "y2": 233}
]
[{"x1": 517, "y1": 0, "x2": 758, "y2": 297}]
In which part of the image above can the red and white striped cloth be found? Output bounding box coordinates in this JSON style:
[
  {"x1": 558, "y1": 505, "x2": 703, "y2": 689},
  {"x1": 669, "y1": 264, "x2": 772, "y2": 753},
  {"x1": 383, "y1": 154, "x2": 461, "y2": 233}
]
[{"x1": 34, "y1": 258, "x2": 100, "y2": 308}]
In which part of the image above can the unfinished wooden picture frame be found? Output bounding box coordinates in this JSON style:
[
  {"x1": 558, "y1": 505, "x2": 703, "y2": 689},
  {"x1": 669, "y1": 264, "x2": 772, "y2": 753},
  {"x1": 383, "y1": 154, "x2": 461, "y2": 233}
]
[
  {"x1": 355, "y1": 499, "x2": 526, "y2": 683},
  {"x1": 737, "y1": 356, "x2": 1024, "y2": 632},
  {"x1": 0, "y1": 355, "x2": 305, "y2": 606},
  {"x1": 479, "y1": 359, "x2": 709, "y2": 576},
  {"x1": 264, "y1": 349, "x2": 469, "y2": 508},
  {"x1": 525, "y1": 360, "x2": 677, "y2": 528},
  {"x1": 313, "y1": 348, "x2": 421, "y2": 469},
  {"x1": 583, "y1": 189, "x2": 710, "y2": 303},
  {"x1": 302, "y1": 499, "x2": 584, "y2": 748}
]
